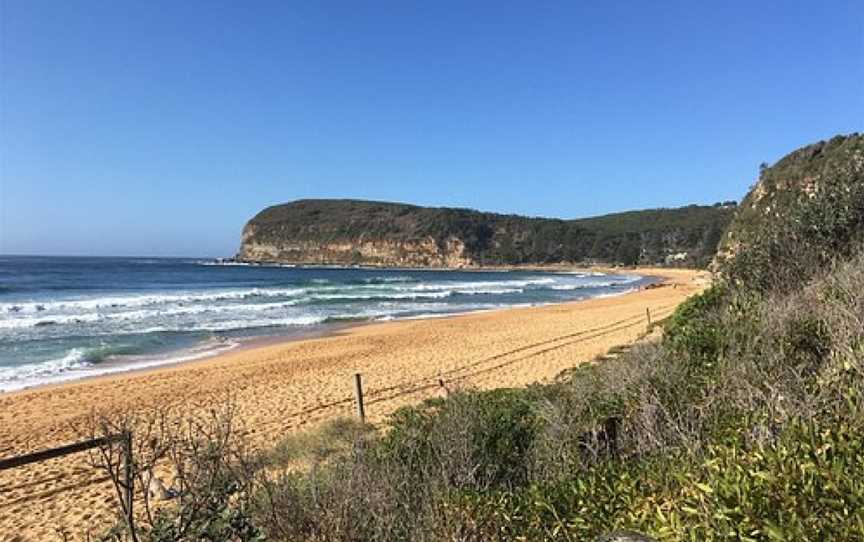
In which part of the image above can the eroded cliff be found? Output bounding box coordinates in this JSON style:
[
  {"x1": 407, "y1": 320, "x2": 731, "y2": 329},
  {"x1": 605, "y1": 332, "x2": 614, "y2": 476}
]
[{"x1": 236, "y1": 199, "x2": 735, "y2": 268}]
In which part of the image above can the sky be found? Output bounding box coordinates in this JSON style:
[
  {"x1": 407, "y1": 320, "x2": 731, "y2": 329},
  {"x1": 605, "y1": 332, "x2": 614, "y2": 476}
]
[{"x1": 1, "y1": 1, "x2": 862, "y2": 257}]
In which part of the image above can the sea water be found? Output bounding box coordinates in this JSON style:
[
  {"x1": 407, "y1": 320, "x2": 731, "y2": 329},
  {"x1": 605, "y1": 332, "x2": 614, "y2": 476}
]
[{"x1": 0, "y1": 256, "x2": 650, "y2": 392}]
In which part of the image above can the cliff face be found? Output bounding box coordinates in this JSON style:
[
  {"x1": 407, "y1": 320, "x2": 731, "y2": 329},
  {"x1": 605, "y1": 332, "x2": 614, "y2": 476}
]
[
  {"x1": 237, "y1": 199, "x2": 735, "y2": 268},
  {"x1": 240, "y1": 224, "x2": 472, "y2": 267},
  {"x1": 714, "y1": 133, "x2": 864, "y2": 272}
]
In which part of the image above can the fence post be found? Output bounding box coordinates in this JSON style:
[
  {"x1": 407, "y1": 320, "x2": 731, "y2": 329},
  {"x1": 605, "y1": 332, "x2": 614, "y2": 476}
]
[
  {"x1": 354, "y1": 373, "x2": 366, "y2": 423},
  {"x1": 646, "y1": 307, "x2": 652, "y2": 328},
  {"x1": 122, "y1": 431, "x2": 136, "y2": 541},
  {"x1": 604, "y1": 417, "x2": 620, "y2": 458}
]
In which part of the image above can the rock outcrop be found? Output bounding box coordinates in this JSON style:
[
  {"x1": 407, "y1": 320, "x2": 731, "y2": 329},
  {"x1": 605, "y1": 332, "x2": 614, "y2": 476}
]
[
  {"x1": 240, "y1": 225, "x2": 473, "y2": 267},
  {"x1": 237, "y1": 199, "x2": 736, "y2": 268},
  {"x1": 714, "y1": 133, "x2": 864, "y2": 272}
]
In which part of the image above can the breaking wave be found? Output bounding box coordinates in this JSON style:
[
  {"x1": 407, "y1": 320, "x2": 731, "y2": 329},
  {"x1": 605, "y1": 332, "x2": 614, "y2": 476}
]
[{"x1": 0, "y1": 259, "x2": 651, "y2": 391}]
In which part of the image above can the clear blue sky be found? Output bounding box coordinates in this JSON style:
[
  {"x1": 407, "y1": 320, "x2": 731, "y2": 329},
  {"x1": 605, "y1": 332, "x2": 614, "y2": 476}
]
[{"x1": 1, "y1": 1, "x2": 862, "y2": 257}]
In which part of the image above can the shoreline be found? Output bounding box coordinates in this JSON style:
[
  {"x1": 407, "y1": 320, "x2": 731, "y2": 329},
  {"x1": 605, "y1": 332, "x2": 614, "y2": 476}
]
[
  {"x1": 0, "y1": 322, "x2": 358, "y2": 396},
  {"x1": 0, "y1": 267, "x2": 661, "y2": 396},
  {"x1": 216, "y1": 258, "x2": 669, "y2": 274},
  {"x1": 0, "y1": 266, "x2": 708, "y2": 540},
  {"x1": 0, "y1": 269, "x2": 686, "y2": 401}
]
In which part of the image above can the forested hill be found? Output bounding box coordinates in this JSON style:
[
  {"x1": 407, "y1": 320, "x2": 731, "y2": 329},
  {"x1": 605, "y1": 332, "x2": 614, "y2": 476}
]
[{"x1": 237, "y1": 199, "x2": 736, "y2": 268}]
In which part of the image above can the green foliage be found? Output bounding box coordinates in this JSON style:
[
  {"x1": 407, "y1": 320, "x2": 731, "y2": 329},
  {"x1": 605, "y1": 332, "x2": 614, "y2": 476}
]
[
  {"x1": 656, "y1": 420, "x2": 864, "y2": 541},
  {"x1": 102, "y1": 466, "x2": 264, "y2": 542},
  {"x1": 447, "y1": 418, "x2": 864, "y2": 541},
  {"x1": 260, "y1": 417, "x2": 372, "y2": 468},
  {"x1": 146, "y1": 496, "x2": 263, "y2": 542},
  {"x1": 664, "y1": 284, "x2": 727, "y2": 361},
  {"x1": 249, "y1": 246, "x2": 864, "y2": 540},
  {"x1": 614, "y1": 234, "x2": 642, "y2": 266},
  {"x1": 719, "y1": 133, "x2": 864, "y2": 293},
  {"x1": 242, "y1": 199, "x2": 736, "y2": 267},
  {"x1": 783, "y1": 315, "x2": 832, "y2": 369},
  {"x1": 381, "y1": 388, "x2": 539, "y2": 489}
]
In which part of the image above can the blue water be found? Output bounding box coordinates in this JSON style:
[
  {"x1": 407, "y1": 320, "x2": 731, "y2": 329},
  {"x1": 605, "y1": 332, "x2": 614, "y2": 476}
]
[{"x1": 0, "y1": 256, "x2": 650, "y2": 392}]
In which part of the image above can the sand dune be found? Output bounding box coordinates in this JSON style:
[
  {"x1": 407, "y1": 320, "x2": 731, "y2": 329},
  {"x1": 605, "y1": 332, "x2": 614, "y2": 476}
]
[{"x1": 0, "y1": 267, "x2": 707, "y2": 541}]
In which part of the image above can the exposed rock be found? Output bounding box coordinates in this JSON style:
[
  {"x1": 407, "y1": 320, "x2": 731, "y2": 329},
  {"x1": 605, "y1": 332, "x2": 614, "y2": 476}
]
[
  {"x1": 237, "y1": 199, "x2": 735, "y2": 268},
  {"x1": 713, "y1": 133, "x2": 864, "y2": 272}
]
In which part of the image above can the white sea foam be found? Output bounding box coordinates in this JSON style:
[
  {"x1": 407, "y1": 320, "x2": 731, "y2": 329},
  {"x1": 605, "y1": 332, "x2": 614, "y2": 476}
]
[
  {"x1": 453, "y1": 287, "x2": 524, "y2": 295},
  {"x1": 308, "y1": 290, "x2": 453, "y2": 301},
  {"x1": 0, "y1": 341, "x2": 240, "y2": 393},
  {"x1": 0, "y1": 348, "x2": 91, "y2": 387},
  {"x1": 374, "y1": 315, "x2": 396, "y2": 321},
  {"x1": 549, "y1": 281, "x2": 616, "y2": 290},
  {"x1": 190, "y1": 314, "x2": 328, "y2": 332},
  {"x1": 0, "y1": 313, "x2": 102, "y2": 329},
  {"x1": 410, "y1": 277, "x2": 555, "y2": 292},
  {"x1": 0, "y1": 266, "x2": 646, "y2": 392},
  {"x1": 590, "y1": 287, "x2": 639, "y2": 300},
  {"x1": 0, "y1": 288, "x2": 308, "y2": 315},
  {"x1": 0, "y1": 275, "x2": 633, "y2": 319},
  {"x1": 0, "y1": 273, "x2": 645, "y2": 333}
]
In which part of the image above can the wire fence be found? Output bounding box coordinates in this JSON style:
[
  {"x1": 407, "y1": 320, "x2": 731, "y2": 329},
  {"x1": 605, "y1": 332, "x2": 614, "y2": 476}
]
[
  {"x1": 0, "y1": 301, "x2": 677, "y2": 539},
  {"x1": 253, "y1": 303, "x2": 678, "y2": 426}
]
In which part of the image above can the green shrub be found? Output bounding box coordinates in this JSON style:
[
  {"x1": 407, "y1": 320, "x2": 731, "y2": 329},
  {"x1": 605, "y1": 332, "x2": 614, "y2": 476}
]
[
  {"x1": 639, "y1": 418, "x2": 864, "y2": 541},
  {"x1": 246, "y1": 253, "x2": 864, "y2": 540},
  {"x1": 720, "y1": 135, "x2": 864, "y2": 294},
  {"x1": 664, "y1": 285, "x2": 728, "y2": 365},
  {"x1": 146, "y1": 490, "x2": 263, "y2": 542},
  {"x1": 783, "y1": 315, "x2": 832, "y2": 372},
  {"x1": 259, "y1": 417, "x2": 372, "y2": 468},
  {"x1": 434, "y1": 415, "x2": 864, "y2": 542},
  {"x1": 381, "y1": 388, "x2": 539, "y2": 490},
  {"x1": 103, "y1": 207, "x2": 864, "y2": 541}
]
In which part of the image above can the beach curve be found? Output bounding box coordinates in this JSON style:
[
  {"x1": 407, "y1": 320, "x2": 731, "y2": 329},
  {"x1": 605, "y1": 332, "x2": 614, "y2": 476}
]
[{"x1": 0, "y1": 267, "x2": 707, "y2": 541}]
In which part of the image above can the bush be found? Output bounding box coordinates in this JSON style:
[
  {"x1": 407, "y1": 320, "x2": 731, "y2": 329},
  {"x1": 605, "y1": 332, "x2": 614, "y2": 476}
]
[
  {"x1": 90, "y1": 403, "x2": 264, "y2": 542},
  {"x1": 664, "y1": 284, "x2": 727, "y2": 361},
  {"x1": 259, "y1": 417, "x2": 372, "y2": 469},
  {"x1": 720, "y1": 135, "x2": 864, "y2": 294},
  {"x1": 380, "y1": 388, "x2": 539, "y2": 490}
]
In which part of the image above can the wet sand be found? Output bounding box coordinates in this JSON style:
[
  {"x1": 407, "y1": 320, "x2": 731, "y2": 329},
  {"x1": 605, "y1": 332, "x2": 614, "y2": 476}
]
[{"x1": 0, "y1": 267, "x2": 708, "y2": 541}]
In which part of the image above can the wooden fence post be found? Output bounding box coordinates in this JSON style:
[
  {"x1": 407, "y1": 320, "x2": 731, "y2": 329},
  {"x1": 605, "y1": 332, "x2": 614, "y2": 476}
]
[
  {"x1": 122, "y1": 430, "x2": 136, "y2": 541},
  {"x1": 646, "y1": 307, "x2": 652, "y2": 328},
  {"x1": 603, "y1": 417, "x2": 620, "y2": 458},
  {"x1": 354, "y1": 373, "x2": 366, "y2": 423}
]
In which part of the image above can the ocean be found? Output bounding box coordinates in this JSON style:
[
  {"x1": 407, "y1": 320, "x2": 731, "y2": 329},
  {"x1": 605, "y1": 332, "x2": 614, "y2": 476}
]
[{"x1": 0, "y1": 256, "x2": 651, "y2": 392}]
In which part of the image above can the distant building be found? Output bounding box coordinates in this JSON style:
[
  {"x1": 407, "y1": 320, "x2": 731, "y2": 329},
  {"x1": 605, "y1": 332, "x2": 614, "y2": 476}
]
[{"x1": 665, "y1": 252, "x2": 688, "y2": 264}]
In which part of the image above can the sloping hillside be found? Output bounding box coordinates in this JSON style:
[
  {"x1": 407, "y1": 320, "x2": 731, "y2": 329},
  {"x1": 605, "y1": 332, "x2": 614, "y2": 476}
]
[{"x1": 715, "y1": 133, "x2": 864, "y2": 291}]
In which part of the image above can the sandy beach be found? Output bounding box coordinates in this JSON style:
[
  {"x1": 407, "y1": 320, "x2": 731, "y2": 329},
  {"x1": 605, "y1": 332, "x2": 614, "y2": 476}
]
[{"x1": 0, "y1": 267, "x2": 707, "y2": 541}]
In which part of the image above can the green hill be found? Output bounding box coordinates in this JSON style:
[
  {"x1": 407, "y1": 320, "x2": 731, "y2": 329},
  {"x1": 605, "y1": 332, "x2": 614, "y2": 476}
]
[
  {"x1": 238, "y1": 199, "x2": 735, "y2": 268},
  {"x1": 715, "y1": 133, "x2": 864, "y2": 291}
]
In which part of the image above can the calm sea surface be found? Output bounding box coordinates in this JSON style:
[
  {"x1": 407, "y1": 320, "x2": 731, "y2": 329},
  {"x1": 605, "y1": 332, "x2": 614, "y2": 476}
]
[{"x1": 0, "y1": 256, "x2": 651, "y2": 392}]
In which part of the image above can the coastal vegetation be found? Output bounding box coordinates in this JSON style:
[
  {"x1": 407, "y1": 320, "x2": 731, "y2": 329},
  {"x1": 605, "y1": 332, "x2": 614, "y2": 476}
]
[
  {"x1": 95, "y1": 134, "x2": 864, "y2": 541},
  {"x1": 238, "y1": 200, "x2": 735, "y2": 268}
]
